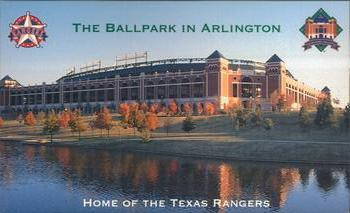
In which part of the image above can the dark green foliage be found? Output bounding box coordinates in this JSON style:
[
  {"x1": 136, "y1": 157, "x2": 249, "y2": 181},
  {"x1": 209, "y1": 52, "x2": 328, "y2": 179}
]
[
  {"x1": 343, "y1": 104, "x2": 350, "y2": 131},
  {"x1": 249, "y1": 108, "x2": 262, "y2": 127},
  {"x1": 263, "y1": 118, "x2": 274, "y2": 131},
  {"x1": 236, "y1": 109, "x2": 250, "y2": 128},
  {"x1": 314, "y1": 100, "x2": 336, "y2": 128},
  {"x1": 182, "y1": 116, "x2": 196, "y2": 133},
  {"x1": 299, "y1": 106, "x2": 312, "y2": 129}
]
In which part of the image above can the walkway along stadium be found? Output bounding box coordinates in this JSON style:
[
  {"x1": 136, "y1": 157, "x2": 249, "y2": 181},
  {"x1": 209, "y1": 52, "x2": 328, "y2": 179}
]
[{"x1": 0, "y1": 50, "x2": 324, "y2": 113}]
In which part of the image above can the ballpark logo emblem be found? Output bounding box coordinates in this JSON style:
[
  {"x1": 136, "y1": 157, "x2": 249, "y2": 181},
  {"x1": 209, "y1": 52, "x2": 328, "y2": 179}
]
[
  {"x1": 299, "y1": 8, "x2": 342, "y2": 52},
  {"x1": 8, "y1": 11, "x2": 47, "y2": 48}
]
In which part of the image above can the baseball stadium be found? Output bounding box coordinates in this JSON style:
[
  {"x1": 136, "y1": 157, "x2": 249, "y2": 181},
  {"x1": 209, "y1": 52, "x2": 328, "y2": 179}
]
[{"x1": 0, "y1": 50, "x2": 322, "y2": 113}]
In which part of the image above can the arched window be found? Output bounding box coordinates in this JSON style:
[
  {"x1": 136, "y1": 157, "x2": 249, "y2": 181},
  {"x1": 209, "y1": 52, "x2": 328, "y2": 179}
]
[
  {"x1": 181, "y1": 78, "x2": 190, "y2": 98},
  {"x1": 157, "y1": 80, "x2": 166, "y2": 99},
  {"x1": 145, "y1": 81, "x2": 155, "y2": 100},
  {"x1": 169, "y1": 79, "x2": 177, "y2": 98},
  {"x1": 241, "y1": 77, "x2": 253, "y2": 98},
  {"x1": 193, "y1": 77, "x2": 203, "y2": 98}
]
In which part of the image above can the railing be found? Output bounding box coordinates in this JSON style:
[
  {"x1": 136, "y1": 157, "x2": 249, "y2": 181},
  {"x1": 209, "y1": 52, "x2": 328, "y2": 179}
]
[{"x1": 57, "y1": 57, "x2": 265, "y2": 82}]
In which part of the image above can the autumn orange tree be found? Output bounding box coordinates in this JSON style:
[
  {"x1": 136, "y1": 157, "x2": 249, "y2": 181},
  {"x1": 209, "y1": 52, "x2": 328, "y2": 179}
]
[
  {"x1": 148, "y1": 103, "x2": 158, "y2": 113},
  {"x1": 204, "y1": 102, "x2": 215, "y2": 116},
  {"x1": 146, "y1": 112, "x2": 158, "y2": 131},
  {"x1": 168, "y1": 100, "x2": 178, "y2": 115},
  {"x1": 58, "y1": 111, "x2": 71, "y2": 128},
  {"x1": 183, "y1": 103, "x2": 192, "y2": 116},
  {"x1": 24, "y1": 111, "x2": 36, "y2": 126},
  {"x1": 196, "y1": 102, "x2": 203, "y2": 115},
  {"x1": 119, "y1": 102, "x2": 130, "y2": 123},
  {"x1": 0, "y1": 117, "x2": 4, "y2": 128},
  {"x1": 140, "y1": 102, "x2": 149, "y2": 113},
  {"x1": 68, "y1": 111, "x2": 87, "y2": 141},
  {"x1": 94, "y1": 107, "x2": 114, "y2": 137}
]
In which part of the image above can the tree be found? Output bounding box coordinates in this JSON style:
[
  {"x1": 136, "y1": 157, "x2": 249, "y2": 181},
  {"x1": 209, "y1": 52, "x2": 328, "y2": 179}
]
[
  {"x1": 235, "y1": 108, "x2": 249, "y2": 128},
  {"x1": 299, "y1": 106, "x2": 312, "y2": 130},
  {"x1": 94, "y1": 107, "x2": 114, "y2": 136},
  {"x1": 146, "y1": 112, "x2": 158, "y2": 131},
  {"x1": 24, "y1": 111, "x2": 36, "y2": 126},
  {"x1": 43, "y1": 111, "x2": 60, "y2": 142},
  {"x1": 58, "y1": 111, "x2": 70, "y2": 128},
  {"x1": 204, "y1": 102, "x2": 215, "y2": 116},
  {"x1": 183, "y1": 103, "x2": 192, "y2": 116},
  {"x1": 68, "y1": 112, "x2": 87, "y2": 141},
  {"x1": 196, "y1": 103, "x2": 203, "y2": 115},
  {"x1": 182, "y1": 116, "x2": 196, "y2": 133},
  {"x1": 343, "y1": 104, "x2": 350, "y2": 131},
  {"x1": 140, "y1": 102, "x2": 149, "y2": 113},
  {"x1": 0, "y1": 117, "x2": 4, "y2": 127},
  {"x1": 36, "y1": 111, "x2": 46, "y2": 125},
  {"x1": 168, "y1": 100, "x2": 178, "y2": 115},
  {"x1": 314, "y1": 99, "x2": 336, "y2": 128},
  {"x1": 119, "y1": 102, "x2": 130, "y2": 122},
  {"x1": 149, "y1": 103, "x2": 158, "y2": 113}
]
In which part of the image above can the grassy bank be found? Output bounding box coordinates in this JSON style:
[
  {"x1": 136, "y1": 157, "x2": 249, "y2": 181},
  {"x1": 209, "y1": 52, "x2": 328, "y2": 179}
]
[{"x1": 0, "y1": 112, "x2": 349, "y2": 164}]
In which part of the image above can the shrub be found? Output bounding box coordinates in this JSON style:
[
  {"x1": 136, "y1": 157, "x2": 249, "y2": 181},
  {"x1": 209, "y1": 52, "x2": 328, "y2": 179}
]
[
  {"x1": 236, "y1": 109, "x2": 250, "y2": 128},
  {"x1": 249, "y1": 108, "x2": 262, "y2": 127},
  {"x1": 182, "y1": 116, "x2": 196, "y2": 133},
  {"x1": 263, "y1": 118, "x2": 274, "y2": 131}
]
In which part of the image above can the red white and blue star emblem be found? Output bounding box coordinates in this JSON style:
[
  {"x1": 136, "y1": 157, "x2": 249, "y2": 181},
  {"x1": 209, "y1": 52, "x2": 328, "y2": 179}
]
[{"x1": 8, "y1": 11, "x2": 47, "y2": 48}]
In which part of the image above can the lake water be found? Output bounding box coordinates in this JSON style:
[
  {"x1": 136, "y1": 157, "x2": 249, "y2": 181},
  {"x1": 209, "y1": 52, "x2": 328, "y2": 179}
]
[{"x1": 0, "y1": 141, "x2": 349, "y2": 213}]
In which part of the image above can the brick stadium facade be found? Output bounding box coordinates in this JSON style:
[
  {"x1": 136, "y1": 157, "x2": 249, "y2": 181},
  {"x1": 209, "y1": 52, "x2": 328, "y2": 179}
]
[{"x1": 0, "y1": 50, "x2": 321, "y2": 113}]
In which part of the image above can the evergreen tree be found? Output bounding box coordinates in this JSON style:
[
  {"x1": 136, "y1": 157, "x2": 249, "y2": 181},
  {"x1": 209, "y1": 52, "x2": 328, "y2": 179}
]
[
  {"x1": 343, "y1": 104, "x2": 350, "y2": 131},
  {"x1": 314, "y1": 100, "x2": 336, "y2": 128},
  {"x1": 182, "y1": 116, "x2": 196, "y2": 133},
  {"x1": 299, "y1": 106, "x2": 312, "y2": 129}
]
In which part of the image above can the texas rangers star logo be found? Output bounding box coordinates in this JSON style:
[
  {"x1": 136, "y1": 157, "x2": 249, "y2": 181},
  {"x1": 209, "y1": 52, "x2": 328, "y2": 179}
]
[{"x1": 8, "y1": 11, "x2": 48, "y2": 48}]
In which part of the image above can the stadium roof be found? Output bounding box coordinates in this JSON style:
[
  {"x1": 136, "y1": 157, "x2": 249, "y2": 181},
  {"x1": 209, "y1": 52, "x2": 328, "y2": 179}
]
[
  {"x1": 266, "y1": 54, "x2": 284, "y2": 63},
  {"x1": 207, "y1": 50, "x2": 226, "y2": 59}
]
